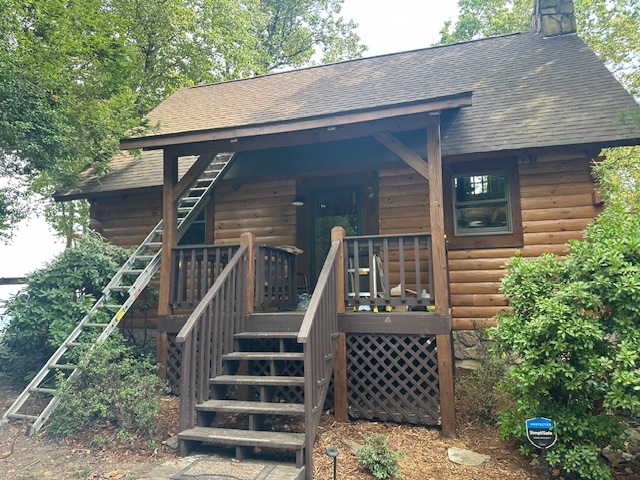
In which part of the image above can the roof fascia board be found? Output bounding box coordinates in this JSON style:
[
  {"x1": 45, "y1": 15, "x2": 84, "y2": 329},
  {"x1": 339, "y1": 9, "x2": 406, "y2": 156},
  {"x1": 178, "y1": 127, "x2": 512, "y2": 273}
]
[{"x1": 120, "y1": 92, "x2": 473, "y2": 151}]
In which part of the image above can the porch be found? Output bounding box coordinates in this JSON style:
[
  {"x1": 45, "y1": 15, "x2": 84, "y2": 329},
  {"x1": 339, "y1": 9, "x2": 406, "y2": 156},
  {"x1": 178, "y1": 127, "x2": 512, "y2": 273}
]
[{"x1": 157, "y1": 228, "x2": 452, "y2": 478}]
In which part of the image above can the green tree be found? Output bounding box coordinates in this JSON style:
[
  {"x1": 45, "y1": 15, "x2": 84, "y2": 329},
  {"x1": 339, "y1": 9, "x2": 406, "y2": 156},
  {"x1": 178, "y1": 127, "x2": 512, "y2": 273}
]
[{"x1": 0, "y1": 0, "x2": 365, "y2": 240}]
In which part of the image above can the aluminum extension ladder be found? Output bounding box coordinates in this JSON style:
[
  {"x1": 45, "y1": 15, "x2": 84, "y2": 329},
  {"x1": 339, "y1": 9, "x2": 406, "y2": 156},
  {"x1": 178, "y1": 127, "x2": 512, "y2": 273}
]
[{"x1": 0, "y1": 152, "x2": 236, "y2": 435}]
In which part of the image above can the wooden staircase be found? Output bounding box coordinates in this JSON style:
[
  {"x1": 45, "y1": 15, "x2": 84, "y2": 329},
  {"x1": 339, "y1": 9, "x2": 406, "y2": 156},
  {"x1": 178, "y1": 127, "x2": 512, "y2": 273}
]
[
  {"x1": 178, "y1": 316, "x2": 307, "y2": 469},
  {"x1": 174, "y1": 239, "x2": 342, "y2": 480}
]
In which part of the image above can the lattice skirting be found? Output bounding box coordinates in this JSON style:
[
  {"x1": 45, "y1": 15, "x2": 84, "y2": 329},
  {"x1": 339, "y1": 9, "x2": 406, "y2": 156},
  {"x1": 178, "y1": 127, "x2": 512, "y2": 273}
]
[
  {"x1": 167, "y1": 333, "x2": 440, "y2": 426},
  {"x1": 167, "y1": 333, "x2": 183, "y2": 395},
  {"x1": 346, "y1": 334, "x2": 440, "y2": 425}
]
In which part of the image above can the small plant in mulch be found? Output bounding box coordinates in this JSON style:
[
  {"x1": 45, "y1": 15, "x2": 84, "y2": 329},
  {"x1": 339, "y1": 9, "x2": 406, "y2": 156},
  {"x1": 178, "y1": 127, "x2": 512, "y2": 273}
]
[{"x1": 356, "y1": 433, "x2": 407, "y2": 479}]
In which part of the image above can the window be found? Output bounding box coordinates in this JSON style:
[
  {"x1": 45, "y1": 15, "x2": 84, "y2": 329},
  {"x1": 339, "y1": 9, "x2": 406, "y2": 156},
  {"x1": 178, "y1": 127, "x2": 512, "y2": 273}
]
[
  {"x1": 453, "y1": 171, "x2": 511, "y2": 236},
  {"x1": 178, "y1": 210, "x2": 206, "y2": 245},
  {"x1": 444, "y1": 159, "x2": 522, "y2": 249}
]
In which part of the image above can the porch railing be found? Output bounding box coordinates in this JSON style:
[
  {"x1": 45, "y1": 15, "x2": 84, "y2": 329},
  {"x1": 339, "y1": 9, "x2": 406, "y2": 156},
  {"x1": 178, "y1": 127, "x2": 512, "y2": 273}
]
[
  {"x1": 175, "y1": 245, "x2": 248, "y2": 431},
  {"x1": 343, "y1": 233, "x2": 434, "y2": 309},
  {"x1": 170, "y1": 244, "x2": 240, "y2": 309},
  {"x1": 297, "y1": 240, "x2": 340, "y2": 477},
  {"x1": 254, "y1": 246, "x2": 297, "y2": 311},
  {"x1": 170, "y1": 244, "x2": 296, "y2": 311}
]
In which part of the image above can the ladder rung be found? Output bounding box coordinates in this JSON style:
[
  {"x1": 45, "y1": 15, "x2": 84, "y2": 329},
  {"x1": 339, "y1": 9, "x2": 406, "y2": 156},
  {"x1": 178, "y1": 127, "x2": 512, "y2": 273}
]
[
  {"x1": 121, "y1": 269, "x2": 144, "y2": 274},
  {"x1": 189, "y1": 187, "x2": 208, "y2": 192},
  {"x1": 135, "y1": 255, "x2": 155, "y2": 261},
  {"x1": 49, "y1": 363, "x2": 77, "y2": 370},
  {"x1": 104, "y1": 304, "x2": 122, "y2": 309},
  {"x1": 85, "y1": 323, "x2": 109, "y2": 328},
  {"x1": 146, "y1": 242, "x2": 162, "y2": 248},
  {"x1": 8, "y1": 413, "x2": 39, "y2": 421},
  {"x1": 29, "y1": 387, "x2": 56, "y2": 395},
  {"x1": 110, "y1": 286, "x2": 132, "y2": 292},
  {"x1": 65, "y1": 341, "x2": 81, "y2": 347}
]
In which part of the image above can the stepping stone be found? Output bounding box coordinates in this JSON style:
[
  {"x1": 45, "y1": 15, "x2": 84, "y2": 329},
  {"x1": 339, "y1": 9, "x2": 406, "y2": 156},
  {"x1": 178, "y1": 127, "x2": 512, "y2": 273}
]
[{"x1": 447, "y1": 447, "x2": 490, "y2": 467}]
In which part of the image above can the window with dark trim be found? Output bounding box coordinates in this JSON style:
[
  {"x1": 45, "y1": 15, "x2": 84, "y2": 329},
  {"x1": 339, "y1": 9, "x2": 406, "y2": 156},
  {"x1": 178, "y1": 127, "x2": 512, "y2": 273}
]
[
  {"x1": 444, "y1": 158, "x2": 523, "y2": 250},
  {"x1": 178, "y1": 210, "x2": 206, "y2": 245}
]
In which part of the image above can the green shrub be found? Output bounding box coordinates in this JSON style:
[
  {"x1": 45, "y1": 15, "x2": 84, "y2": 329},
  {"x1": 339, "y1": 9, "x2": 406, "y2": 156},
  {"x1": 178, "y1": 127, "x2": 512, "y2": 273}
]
[
  {"x1": 0, "y1": 233, "x2": 129, "y2": 382},
  {"x1": 48, "y1": 334, "x2": 169, "y2": 446},
  {"x1": 493, "y1": 202, "x2": 640, "y2": 479},
  {"x1": 356, "y1": 433, "x2": 407, "y2": 479}
]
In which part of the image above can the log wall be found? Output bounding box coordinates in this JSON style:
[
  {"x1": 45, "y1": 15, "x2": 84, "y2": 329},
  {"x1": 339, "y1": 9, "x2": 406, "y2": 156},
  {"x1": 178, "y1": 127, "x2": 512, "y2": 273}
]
[
  {"x1": 213, "y1": 179, "x2": 297, "y2": 246},
  {"x1": 90, "y1": 191, "x2": 162, "y2": 248},
  {"x1": 89, "y1": 190, "x2": 163, "y2": 330},
  {"x1": 378, "y1": 151, "x2": 602, "y2": 329}
]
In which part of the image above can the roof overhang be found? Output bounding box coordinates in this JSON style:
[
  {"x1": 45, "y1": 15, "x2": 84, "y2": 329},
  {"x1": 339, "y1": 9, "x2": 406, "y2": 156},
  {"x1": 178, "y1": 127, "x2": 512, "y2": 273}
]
[{"x1": 119, "y1": 92, "x2": 473, "y2": 152}]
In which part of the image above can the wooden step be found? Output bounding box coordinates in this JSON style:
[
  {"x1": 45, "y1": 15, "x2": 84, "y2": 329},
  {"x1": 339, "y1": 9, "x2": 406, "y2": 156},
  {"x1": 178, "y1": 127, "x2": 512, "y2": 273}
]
[
  {"x1": 211, "y1": 375, "x2": 304, "y2": 387},
  {"x1": 234, "y1": 332, "x2": 298, "y2": 340},
  {"x1": 245, "y1": 313, "x2": 304, "y2": 333},
  {"x1": 222, "y1": 352, "x2": 304, "y2": 362},
  {"x1": 196, "y1": 399, "x2": 305, "y2": 416},
  {"x1": 178, "y1": 426, "x2": 305, "y2": 450}
]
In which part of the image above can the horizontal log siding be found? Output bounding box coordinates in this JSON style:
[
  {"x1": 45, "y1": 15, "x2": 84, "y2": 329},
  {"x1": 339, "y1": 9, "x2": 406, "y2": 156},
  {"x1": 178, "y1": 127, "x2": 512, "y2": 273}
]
[
  {"x1": 378, "y1": 152, "x2": 602, "y2": 328},
  {"x1": 89, "y1": 191, "x2": 163, "y2": 329},
  {"x1": 213, "y1": 179, "x2": 297, "y2": 246},
  {"x1": 378, "y1": 167, "x2": 431, "y2": 292},
  {"x1": 90, "y1": 192, "x2": 162, "y2": 248}
]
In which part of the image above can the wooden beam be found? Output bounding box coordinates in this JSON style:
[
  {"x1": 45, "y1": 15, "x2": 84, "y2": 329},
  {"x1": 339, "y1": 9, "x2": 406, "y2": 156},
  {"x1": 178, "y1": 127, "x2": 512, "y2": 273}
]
[
  {"x1": 151, "y1": 112, "x2": 440, "y2": 158},
  {"x1": 340, "y1": 313, "x2": 451, "y2": 335},
  {"x1": 373, "y1": 132, "x2": 429, "y2": 181},
  {"x1": 157, "y1": 149, "x2": 179, "y2": 380},
  {"x1": 120, "y1": 92, "x2": 472, "y2": 151},
  {"x1": 172, "y1": 150, "x2": 219, "y2": 203},
  {"x1": 427, "y1": 121, "x2": 456, "y2": 439}
]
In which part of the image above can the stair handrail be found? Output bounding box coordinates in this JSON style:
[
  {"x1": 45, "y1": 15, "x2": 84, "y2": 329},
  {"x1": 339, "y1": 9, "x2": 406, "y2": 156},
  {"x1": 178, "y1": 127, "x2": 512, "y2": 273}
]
[
  {"x1": 176, "y1": 244, "x2": 249, "y2": 431},
  {"x1": 297, "y1": 240, "x2": 341, "y2": 478}
]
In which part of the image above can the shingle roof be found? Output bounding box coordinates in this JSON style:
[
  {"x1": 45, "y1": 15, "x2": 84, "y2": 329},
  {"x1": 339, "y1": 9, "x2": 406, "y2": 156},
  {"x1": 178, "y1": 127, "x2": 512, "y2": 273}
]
[{"x1": 58, "y1": 30, "x2": 640, "y2": 199}]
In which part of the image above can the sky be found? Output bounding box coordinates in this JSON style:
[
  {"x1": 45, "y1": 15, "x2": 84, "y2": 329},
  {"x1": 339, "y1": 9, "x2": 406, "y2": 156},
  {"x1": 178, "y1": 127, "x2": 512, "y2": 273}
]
[{"x1": 0, "y1": 0, "x2": 461, "y2": 307}]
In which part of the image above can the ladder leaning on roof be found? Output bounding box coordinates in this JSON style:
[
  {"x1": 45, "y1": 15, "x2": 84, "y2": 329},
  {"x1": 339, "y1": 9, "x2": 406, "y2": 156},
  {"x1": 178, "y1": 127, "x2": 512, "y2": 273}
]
[{"x1": 0, "y1": 152, "x2": 236, "y2": 436}]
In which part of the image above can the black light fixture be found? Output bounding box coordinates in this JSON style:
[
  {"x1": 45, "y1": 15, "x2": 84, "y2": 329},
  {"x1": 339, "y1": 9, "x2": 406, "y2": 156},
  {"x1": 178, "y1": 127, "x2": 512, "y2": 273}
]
[
  {"x1": 292, "y1": 196, "x2": 305, "y2": 207},
  {"x1": 325, "y1": 447, "x2": 339, "y2": 480}
]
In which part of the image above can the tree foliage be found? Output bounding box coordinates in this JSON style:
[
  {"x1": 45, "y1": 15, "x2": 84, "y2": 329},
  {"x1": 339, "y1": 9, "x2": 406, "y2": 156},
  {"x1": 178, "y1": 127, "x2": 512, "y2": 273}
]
[
  {"x1": 0, "y1": 0, "x2": 364, "y2": 239},
  {"x1": 0, "y1": 234, "x2": 129, "y2": 382}
]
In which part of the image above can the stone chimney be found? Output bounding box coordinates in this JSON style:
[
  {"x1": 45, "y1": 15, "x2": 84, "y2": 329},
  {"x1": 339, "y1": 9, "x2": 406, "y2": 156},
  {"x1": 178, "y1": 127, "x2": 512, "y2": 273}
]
[{"x1": 532, "y1": 0, "x2": 577, "y2": 37}]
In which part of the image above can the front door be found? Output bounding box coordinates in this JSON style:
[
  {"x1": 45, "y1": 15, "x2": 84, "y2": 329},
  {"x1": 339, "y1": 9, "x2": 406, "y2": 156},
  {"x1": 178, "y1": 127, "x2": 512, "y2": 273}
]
[
  {"x1": 312, "y1": 187, "x2": 361, "y2": 280},
  {"x1": 296, "y1": 172, "x2": 379, "y2": 290}
]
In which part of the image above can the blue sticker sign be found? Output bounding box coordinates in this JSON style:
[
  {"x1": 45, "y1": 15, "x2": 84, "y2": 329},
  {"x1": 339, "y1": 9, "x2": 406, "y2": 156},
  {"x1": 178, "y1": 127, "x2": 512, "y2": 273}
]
[{"x1": 526, "y1": 417, "x2": 557, "y2": 449}]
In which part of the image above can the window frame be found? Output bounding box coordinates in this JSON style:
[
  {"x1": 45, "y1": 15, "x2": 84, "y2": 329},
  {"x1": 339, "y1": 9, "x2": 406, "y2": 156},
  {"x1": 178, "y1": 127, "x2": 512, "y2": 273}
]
[{"x1": 443, "y1": 158, "x2": 523, "y2": 250}]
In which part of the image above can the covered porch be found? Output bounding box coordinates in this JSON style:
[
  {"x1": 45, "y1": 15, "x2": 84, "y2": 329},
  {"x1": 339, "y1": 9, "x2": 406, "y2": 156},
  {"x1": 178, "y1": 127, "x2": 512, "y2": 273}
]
[{"x1": 121, "y1": 93, "x2": 468, "y2": 477}]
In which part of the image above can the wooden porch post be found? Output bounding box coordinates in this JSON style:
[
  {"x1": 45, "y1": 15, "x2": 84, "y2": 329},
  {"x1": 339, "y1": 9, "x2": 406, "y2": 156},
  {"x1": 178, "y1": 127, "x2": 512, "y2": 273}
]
[
  {"x1": 331, "y1": 226, "x2": 349, "y2": 422},
  {"x1": 157, "y1": 149, "x2": 179, "y2": 380},
  {"x1": 427, "y1": 121, "x2": 456, "y2": 438}
]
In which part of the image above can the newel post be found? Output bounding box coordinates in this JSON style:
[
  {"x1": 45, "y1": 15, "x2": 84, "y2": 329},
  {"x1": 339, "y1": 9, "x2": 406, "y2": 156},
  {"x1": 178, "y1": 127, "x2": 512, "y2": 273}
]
[
  {"x1": 331, "y1": 226, "x2": 349, "y2": 422},
  {"x1": 240, "y1": 232, "x2": 255, "y2": 315},
  {"x1": 157, "y1": 149, "x2": 179, "y2": 380}
]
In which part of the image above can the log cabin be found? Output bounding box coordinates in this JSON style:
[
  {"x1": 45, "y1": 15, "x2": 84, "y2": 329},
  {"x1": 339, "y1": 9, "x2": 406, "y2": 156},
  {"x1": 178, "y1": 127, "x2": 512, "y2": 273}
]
[{"x1": 53, "y1": 1, "x2": 640, "y2": 476}]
